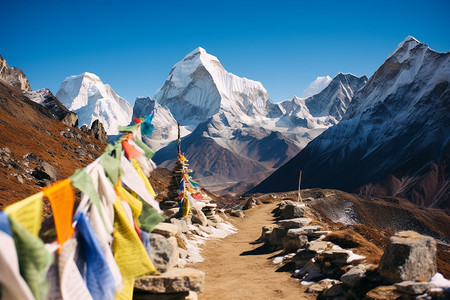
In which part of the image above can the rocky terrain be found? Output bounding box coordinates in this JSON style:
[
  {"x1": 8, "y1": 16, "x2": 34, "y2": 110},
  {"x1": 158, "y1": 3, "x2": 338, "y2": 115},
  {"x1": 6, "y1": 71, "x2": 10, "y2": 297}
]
[{"x1": 0, "y1": 54, "x2": 31, "y2": 91}]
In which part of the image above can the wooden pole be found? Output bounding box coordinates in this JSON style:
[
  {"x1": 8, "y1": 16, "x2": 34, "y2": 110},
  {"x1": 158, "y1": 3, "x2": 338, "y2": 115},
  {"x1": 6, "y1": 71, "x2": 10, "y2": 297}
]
[{"x1": 298, "y1": 170, "x2": 303, "y2": 203}]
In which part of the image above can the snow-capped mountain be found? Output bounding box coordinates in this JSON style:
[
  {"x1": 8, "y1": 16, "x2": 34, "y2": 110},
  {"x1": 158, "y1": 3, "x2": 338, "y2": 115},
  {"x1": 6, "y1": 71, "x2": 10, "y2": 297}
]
[
  {"x1": 251, "y1": 36, "x2": 450, "y2": 209},
  {"x1": 56, "y1": 72, "x2": 132, "y2": 135},
  {"x1": 0, "y1": 54, "x2": 31, "y2": 91},
  {"x1": 155, "y1": 47, "x2": 273, "y2": 125},
  {"x1": 301, "y1": 75, "x2": 332, "y2": 98},
  {"x1": 132, "y1": 96, "x2": 180, "y2": 151},
  {"x1": 152, "y1": 47, "x2": 367, "y2": 194}
]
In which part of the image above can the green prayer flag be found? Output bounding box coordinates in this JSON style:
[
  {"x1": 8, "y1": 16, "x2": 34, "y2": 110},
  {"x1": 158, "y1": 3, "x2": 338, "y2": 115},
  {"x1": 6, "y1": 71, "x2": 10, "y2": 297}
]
[
  {"x1": 100, "y1": 143, "x2": 123, "y2": 184},
  {"x1": 70, "y1": 169, "x2": 107, "y2": 230},
  {"x1": 138, "y1": 197, "x2": 164, "y2": 232},
  {"x1": 134, "y1": 137, "x2": 155, "y2": 159},
  {"x1": 9, "y1": 218, "x2": 54, "y2": 300}
]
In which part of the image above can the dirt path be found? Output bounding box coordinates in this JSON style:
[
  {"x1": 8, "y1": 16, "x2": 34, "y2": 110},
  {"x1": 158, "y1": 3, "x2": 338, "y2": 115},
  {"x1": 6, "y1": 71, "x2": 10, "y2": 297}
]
[{"x1": 193, "y1": 202, "x2": 315, "y2": 300}]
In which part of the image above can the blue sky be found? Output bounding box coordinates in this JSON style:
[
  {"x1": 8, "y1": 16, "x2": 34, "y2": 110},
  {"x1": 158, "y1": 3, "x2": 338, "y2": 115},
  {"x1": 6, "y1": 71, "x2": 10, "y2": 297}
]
[{"x1": 1, "y1": 0, "x2": 449, "y2": 104}]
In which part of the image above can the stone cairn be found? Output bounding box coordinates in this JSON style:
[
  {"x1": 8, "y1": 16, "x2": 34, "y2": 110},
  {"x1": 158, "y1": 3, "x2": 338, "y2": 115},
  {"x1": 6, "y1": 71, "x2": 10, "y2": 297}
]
[
  {"x1": 256, "y1": 199, "x2": 449, "y2": 300},
  {"x1": 134, "y1": 123, "x2": 238, "y2": 300}
]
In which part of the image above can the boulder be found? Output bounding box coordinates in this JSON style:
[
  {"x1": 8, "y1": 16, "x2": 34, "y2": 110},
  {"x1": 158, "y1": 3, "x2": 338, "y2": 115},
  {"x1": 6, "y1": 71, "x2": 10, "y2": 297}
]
[
  {"x1": 152, "y1": 222, "x2": 180, "y2": 238},
  {"x1": 292, "y1": 249, "x2": 317, "y2": 268},
  {"x1": 146, "y1": 234, "x2": 178, "y2": 273},
  {"x1": 321, "y1": 283, "x2": 347, "y2": 298},
  {"x1": 306, "y1": 279, "x2": 340, "y2": 293},
  {"x1": 308, "y1": 241, "x2": 331, "y2": 252},
  {"x1": 364, "y1": 286, "x2": 401, "y2": 300},
  {"x1": 378, "y1": 231, "x2": 436, "y2": 283},
  {"x1": 163, "y1": 208, "x2": 179, "y2": 220},
  {"x1": 230, "y1": 209, "x2": 245, "y2": 218},
  {"x1": 282, "y1": 235, "x2": 308, "y2": 252},
  {"x1": 206, "y1": 214, "x2": 223, "y2": 224},
  {"x1": 268, "y1": 227, "x2": 287, "y2": 247},
  {"x1": 277, "y1": 217, "x2": 312, "y2": 229},
  {"x1": 134, "y1": 268, "x2": 205, "y2": 293},
  {"x1": 287, "y1": 225, "x2": 322, "y2": 238},
  {"x1": 90, "y1": 119, "x2": 108, "y2": 144},
  {"x1": 258, "y1": 225, "x2": 274, "y2": 243},
  {"x1": 341, "y1": 265, "x2": 366, "y2": 287},
  {"x1": 321, "y1": 249, "x2": 350, "y2": 263},
  {"x1": 190, "y1": 206, "x2": 208, "y2": 226},
  {"x1": 242, "y1": 197, "x2": 257, "y2": 210},
  {"x1": 282, "y1": 203, "x2": 304, "y2": 219},
  {"x1": 394, "y1": 281, "x2": 436, "y2": 295},
  {"x1": 171, "y1": 218, "x2": 189, "y2": 234},
  {"x1": 32, "y1": 161, "x2": 57, "y2": 181}
]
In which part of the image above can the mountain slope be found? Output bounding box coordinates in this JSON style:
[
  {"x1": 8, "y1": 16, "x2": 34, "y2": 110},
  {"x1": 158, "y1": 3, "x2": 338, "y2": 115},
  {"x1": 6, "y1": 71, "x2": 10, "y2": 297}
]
[
  {"x1": 250, "y1": 36, "x2": 450, "y2": 209},
  {"x1": 0, "y1": 79, "x2": 104, "y2": 206},
  {"x1": 152, "y1": 48, "x2": 367, "y2": 194},
  {"x1": 56, "y1": 72, "x2": 132, "y2": 135}
]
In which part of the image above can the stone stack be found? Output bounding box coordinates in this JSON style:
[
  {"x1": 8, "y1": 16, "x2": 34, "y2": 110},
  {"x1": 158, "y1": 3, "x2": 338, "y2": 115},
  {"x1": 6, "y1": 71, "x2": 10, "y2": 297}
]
[{"x1": 134, "y1": 194, "x2": 236, "y2": 299}]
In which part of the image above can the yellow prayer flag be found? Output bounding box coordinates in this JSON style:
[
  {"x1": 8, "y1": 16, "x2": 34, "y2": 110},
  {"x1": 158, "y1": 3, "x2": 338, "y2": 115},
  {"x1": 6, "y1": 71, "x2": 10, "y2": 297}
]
[
  {"x1": 130, "y1": 159, "x2": 156, "y2": 198},
  {"x1": 4, "y1": 192, "x2": 44, "y2": 237},
  {"x1": 114, "y1": 279, "x2": 134, "y2": 300},
  {"x1": 112, "y1": 198, "x2": 157, "y2": 281},
  {"x1": 43, "y1": 179, "x2": 75, "y2": 246},
  {"x1": 115, "y1": 183, "x2": 142, "y2": 221}
]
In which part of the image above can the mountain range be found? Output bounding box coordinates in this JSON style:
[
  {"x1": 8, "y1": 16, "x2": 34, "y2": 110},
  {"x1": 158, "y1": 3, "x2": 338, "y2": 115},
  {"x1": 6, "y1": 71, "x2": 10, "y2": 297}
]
[
  {"x1": 250, "y1": 36, "x2": 450, "y2": 210},
  {"x1": 147, "y1": 47, "x2": 367, "y2": 193},
  {"x1": 2, "y1": 36, "x2": 447, "y2": 208}
]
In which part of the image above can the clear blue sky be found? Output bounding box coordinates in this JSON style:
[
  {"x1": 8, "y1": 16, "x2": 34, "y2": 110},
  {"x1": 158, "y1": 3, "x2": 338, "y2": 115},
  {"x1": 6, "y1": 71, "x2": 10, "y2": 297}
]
[{"x1": 2, "y1": 0, "x2": 449, "y2": 104}]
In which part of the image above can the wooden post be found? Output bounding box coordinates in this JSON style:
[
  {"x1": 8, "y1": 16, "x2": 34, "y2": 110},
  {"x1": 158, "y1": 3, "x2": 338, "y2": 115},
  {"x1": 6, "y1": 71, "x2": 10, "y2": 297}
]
[{"x1": 298, "y1": 170, "x2": 303, "y2": 203}]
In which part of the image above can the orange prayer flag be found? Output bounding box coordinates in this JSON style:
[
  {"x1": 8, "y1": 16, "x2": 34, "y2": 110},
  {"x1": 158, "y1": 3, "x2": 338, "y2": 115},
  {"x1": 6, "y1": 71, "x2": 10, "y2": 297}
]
[
  {"x1": 43, "y1": 179, "x2": 75, "y2": 246},
  {"x1": 122, "y1": 139, "x2": 141, "y2": 160}
]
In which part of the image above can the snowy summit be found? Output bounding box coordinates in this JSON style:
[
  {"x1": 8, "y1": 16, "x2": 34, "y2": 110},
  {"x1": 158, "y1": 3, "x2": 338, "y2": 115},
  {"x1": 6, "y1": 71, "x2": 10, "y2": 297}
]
[{"x1": 56, "y1": 72, "x2": 132, "y2": 135}]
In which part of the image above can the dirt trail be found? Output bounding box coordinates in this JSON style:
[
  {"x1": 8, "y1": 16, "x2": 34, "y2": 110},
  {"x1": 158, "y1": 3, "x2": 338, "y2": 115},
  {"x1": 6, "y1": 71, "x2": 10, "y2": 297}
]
[{"x1": 194, "y1": 202, "x2": 315, "y2": 300}]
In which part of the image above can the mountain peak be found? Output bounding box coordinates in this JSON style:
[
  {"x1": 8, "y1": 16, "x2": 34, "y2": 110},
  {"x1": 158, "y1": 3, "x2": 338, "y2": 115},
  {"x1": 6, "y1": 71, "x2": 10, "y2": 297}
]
[
  {"x1": 387, "y1": 36, "x2": 422, "y2": 62},
  {"x1": 301, "y1": 75, "x2": 332, "y2": 98}
]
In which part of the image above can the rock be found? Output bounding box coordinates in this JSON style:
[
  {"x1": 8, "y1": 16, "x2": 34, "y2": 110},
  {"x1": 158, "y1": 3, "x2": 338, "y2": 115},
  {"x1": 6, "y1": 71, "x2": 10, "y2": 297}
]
[
  {"x1": 147, "y1": 233, "x2": 178, "y2": 273},
  {"x1": 308, "y1": 241, "x2": 331, "y2": 252},
  {"x1": 163, "y1": 208, "x2": 179, "y2": 219},
  {"x1": 341, "y1": 265, "x2": 367, "y2": 287},
  {"x1": 394, "y1": 281, "x2": 436, "y2": 295},
  {"x1": 258, "y1": 225, "x2": 274, "y2": 243},
  {"x1": 293, "y1": 249, "x2": 317, "y2": 268},
  {"x1": 160, "y1": 201, "x2": 179, "y2": 209},
  {"x1": 16, "y1": 174, "x2": 24, "y2": 184},
  {"x1": 230, "y1": 209, "x2": 245, "y2": 218},
  {"x1": 321, "y1": 249, "x2": 350, "y2": 262},
  {"x1": 152, "y1": 222, "x2": 180, "y2": 238},
  {"x1": 206, "y1": 214, "x2": 223, "y2": 224},
  {"x1": 321, "y1": 282, "x2": 346, "y2": 297},
  {"x1": 282, "y1": 203, "x2": 304, "y2": 219},
  {"x1": 32, "y1": 161, "x2": 57, "y2": 181},
  {"x1": 306, "y1": 279, "x2": 340, "y2": 293},
  {"x1": 297, "y1": 259, "x2": 322, "y2": 281},
  {"x1": 364, "y1": 286, "x2": 401, "y2": 300},
  {"x1": 134, "y1": 268, "x2": 205, "y2": 293},
  {"x1": 90, "y1": 119, "x2": 108, "y2": 144},
  {"x1": 80, "y1": 124, "x2": 89, "y2": 134},
  {"x1": 190, "y1": 206, "x2": 208, "y2": 226},
  {"x1": 277, "y1": 217, "x2": 312, "y2": 229},
  {"x1": 287, "y1": 225, "x2": 322, "y2": 237},
  {"x1": 268, "y1": 227, "x2": 287, "y2": 247},
  {"x1": 282, "y1": 235, "x2": 308, "y2": 252},
  {"x1": 378, "y1": 231, "x2": 437, "y2": 283},
  {"x1": 171, "y1": 218, "x2": 189, "y2": 234},
  {"x1": 242, "y1": 197, "x2": 257, "y2": 210}
]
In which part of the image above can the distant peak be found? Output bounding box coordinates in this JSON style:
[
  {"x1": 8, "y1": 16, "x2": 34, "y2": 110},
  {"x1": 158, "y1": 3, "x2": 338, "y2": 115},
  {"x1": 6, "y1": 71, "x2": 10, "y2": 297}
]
[
  {"x1": 387, "y1": 36, "x2": 422, "y2": 60},
  {"x1": 403, "y1": 35, "x2": 419, "y2": 43}
]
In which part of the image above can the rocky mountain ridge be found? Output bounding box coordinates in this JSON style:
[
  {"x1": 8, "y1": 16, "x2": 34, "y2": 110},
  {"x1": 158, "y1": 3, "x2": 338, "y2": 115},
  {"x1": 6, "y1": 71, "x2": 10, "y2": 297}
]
[
  {"x1": 250, "y1": 36, "x2": 450, "y2": 209},
  {"x1": 0, "y1": 54, "x2": 31, "y2": 91}
]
